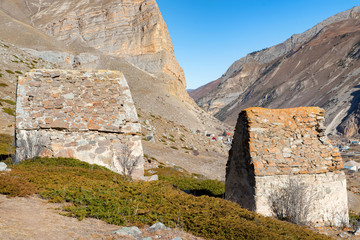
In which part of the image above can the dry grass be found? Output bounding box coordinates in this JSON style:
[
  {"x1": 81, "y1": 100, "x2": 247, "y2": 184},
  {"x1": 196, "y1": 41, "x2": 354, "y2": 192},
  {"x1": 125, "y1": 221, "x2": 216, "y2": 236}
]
[{"x1": 0, "y1": 157, "x2": 331, "y2": 240}]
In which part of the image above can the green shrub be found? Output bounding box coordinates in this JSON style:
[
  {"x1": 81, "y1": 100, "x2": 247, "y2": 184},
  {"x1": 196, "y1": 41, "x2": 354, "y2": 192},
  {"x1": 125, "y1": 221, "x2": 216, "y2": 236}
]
[
  {"x1": 0, "y1": 82, "x2": 7, "y2": 86},
  {"x1": 0, "y1": 134, "x2": 14, "y2": 155},
  {"x1": 2, "y1": 108, "x2": 15, "y2": 116},
  {"x1": 5, "y1": 70, "x2": 15, "y2": 74},
  {"x1": 3, "y1": 158, "x2": 328, "y2": 240},
  {"x1": 160, "y1": 175, "x2": 225, "y2": 197},
  {"x1": 1, "y1": 99, "x2": 16, "y2": 105},
  {"x1": 0, "y1": 174, "x2": 36, "y2": 197},
  {"x1": 15, "y1": 71, "x2": 22, "y2": 74}
]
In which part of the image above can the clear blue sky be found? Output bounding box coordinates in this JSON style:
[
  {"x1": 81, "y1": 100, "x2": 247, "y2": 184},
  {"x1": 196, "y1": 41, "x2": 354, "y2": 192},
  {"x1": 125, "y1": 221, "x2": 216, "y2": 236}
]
[{"x1": 156, "y1": 0, "x2": 359, "y2": 89}]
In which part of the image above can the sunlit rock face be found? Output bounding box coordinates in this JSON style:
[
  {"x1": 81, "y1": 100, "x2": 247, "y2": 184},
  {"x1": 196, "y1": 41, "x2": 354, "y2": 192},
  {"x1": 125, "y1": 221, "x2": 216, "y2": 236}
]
[{"x1": 26, "y1": 0, "x2": 185, "y2": 86}]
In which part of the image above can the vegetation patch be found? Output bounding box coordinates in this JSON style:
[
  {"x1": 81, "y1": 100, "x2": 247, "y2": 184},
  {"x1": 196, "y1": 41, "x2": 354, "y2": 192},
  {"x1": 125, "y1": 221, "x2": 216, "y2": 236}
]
[
  {"x1": 0, "y1": 134, "x2": 14, "y2": 156},
  {"x1": 0, "y1": 174, "x2": 36, "y2": 197},
  {"x1": 2, "y1": 108, "x2": 15, "y2": 116},
  {"x1": 5, "y1": 70, "x2": 15, "y2": 74},
  {"x1": 15, "y1": 71, "x2": 22, "y2": 75},
  {"x1": 1, "y1": 99, "x2": 16, "y2": 105},
  {"x1": 0, "y1": 83, "x2": 7, "y2": 87},
  {"x1": 1, "y1": 158, "x2": 328, "y2": 239}
]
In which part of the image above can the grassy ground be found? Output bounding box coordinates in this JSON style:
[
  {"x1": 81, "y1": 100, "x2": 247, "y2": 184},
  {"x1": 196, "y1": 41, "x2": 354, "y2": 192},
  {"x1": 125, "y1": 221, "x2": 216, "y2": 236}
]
[
  {"x1": 0, "y1": 134, "x2": 13, "y2": 156},
  {"x1": 0, "y1": 157, "x2": 329, "y2": 240}
]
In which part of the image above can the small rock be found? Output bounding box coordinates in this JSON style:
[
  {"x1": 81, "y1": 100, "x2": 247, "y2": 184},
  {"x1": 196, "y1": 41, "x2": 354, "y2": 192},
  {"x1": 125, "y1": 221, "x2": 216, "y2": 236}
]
[
  {"x1": 172, "y1": 238, "x2": 182, "y2": 240},
  {"x1": 354, "y1": 227, "x2": 360, "y2": 236},
  {"x1": 0, "y1": 162, "x2": 7, "y2": 171},
  {"x1": 148, "y1": 175, "x2": 158, "y2": 181},
  {"x1": 139, "y1": 175, "x2": 158, "y2": 182},
  {"x1": 146, "y1": 134, "x2": 154, "y2": 142},
  {"x1": 338, "y1": 232, "x2": 351, "y2": 238},
  {"x1": 114, "y1": 226, "x2": 142, "y2": 237},
  {"x1": 142, "y1": 238, "x2": 153, "y2": 240},
  {"x1": 147, "y1": 222, "x2": 169, "y2": 232}
]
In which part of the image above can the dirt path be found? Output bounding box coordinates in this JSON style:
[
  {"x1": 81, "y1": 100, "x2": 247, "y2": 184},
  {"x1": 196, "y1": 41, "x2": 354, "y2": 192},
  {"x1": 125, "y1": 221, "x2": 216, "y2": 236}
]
[
  {"x1": 0, "y1": 195, "x2": 120, "y2": 240},
  {"x1": 0, "y1": 195, "x2": 203, "y2": 240}
]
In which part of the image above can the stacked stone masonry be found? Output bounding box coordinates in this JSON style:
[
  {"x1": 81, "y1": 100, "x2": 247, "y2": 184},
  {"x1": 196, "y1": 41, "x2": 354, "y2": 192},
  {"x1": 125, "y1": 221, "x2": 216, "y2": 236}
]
[
  {"x1": 15, "y1": 69, "x2": 144, "y2": 178},
  {"x1": 226, "y1": 107, "x2": 348, "y2": 226}
]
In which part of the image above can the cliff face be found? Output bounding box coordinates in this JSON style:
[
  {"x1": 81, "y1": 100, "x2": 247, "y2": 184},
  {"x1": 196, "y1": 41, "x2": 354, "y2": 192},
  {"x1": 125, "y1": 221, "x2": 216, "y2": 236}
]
[
  {"x1": 1, "y1": 0, "x2": 185, "y2": 86},
  {"x1": 191, "y1": 6, "x2": 360, "y2": 137},
  {"x1": 0, "y1": 0, "x2": 228, "y2": 137}
]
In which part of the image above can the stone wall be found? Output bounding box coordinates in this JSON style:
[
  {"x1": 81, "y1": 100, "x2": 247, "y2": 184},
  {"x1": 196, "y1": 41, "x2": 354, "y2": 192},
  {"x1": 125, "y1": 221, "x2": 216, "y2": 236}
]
[
  {"x1": 226, "y1": 107, "x2": 348, "y2": 226},
  {"x1": 15, "y1": 69, "x2": 144, "y2": 178}
]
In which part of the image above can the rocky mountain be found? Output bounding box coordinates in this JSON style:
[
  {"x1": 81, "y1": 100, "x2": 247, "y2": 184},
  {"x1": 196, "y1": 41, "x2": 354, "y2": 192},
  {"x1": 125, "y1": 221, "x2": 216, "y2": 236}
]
[
  {"x1": 0, "y1": 0, "x2": 229, "y2": 179},
  {"x1": 1, "y1": 0, "x2": 184, "y2": 85},
  {"x1": 190, "y1": 6, "x2": 360, "y2": 137},
  {"x1": 0, "y1": 0, "x2": 227, "y2": 130}
]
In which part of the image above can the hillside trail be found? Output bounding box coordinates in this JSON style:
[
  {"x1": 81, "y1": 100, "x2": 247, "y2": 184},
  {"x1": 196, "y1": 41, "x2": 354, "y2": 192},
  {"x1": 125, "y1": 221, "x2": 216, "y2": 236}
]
[{"x1": 0, "y1": 195, "x2": 203, "y2": 240}]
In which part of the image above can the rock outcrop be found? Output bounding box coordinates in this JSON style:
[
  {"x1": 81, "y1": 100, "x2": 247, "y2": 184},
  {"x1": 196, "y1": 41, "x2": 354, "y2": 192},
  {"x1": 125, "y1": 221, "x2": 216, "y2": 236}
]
[
  {"x1": 226, "y1": 107, "x2": 348, "y2": 226},
  {"x1": 190, "y1": 6, "x2": 360, "y2": 137},
  {"x1": 16, "y1": 69, "x2": 144, "y2": 178},
  {"x1": 22, "y1": 0, "x2": 185, "y2": 86}
]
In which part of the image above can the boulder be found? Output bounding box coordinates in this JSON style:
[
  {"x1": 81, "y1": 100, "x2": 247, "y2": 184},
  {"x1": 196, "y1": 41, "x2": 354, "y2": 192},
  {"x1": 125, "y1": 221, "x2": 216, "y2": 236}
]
[{"x1": 0, "y1": 162, "x2": 7, "y2": 171}]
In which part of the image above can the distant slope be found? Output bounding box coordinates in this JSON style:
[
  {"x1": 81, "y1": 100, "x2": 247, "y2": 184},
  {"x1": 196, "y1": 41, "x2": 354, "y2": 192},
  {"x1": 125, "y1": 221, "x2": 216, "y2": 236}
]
[{"x1": 191, "y1": 6, "x2": 360, "y2": 137}]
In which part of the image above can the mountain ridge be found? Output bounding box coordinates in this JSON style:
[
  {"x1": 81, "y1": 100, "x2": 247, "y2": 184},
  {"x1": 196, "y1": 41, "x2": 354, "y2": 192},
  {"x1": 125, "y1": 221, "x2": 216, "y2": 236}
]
[{"x1": 190, "y1": 6, "x2": 360, "y2": 137}]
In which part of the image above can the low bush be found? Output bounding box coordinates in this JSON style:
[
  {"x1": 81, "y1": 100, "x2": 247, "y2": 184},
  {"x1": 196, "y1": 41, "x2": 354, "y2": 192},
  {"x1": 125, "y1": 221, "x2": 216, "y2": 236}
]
[
  {"x1": 2, "y1": 108, "x2": 15, "y2": 116},
  {"x1": 161, "y1": 175, "x2": 225, "y2": 197},
  {"x1": 2, "y1": 158, "x2": 328, "y2": 239},
  {"x1": 0, "y1": 134, "x2": 14, "y2": 155},
  {"x1": 0, "y1": 174, "x2": 36, "y2": 197},
  {"x1": 1, "y1": 99, "x2": 16, "y2": 105}
]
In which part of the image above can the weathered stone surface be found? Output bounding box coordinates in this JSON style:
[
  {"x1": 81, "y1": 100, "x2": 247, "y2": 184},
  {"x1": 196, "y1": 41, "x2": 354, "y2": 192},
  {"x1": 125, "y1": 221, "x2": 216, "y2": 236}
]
[
  {"x1": 226, "y1": 107, "x2": 348, "y2": 226},
  {"x1": 15, "y1": 69, "x2": 144, "y2": 178},
  {"x1": 28, "y1": 0, "x2": 185, "y2": 86},
  {"x1": 0, "y1": 162, "x2": 7, "y2": 171},
  {"x1": 147, "y1": 222, "x2": 169, "y2": 232},
  {"x1": 114, "y1": 226, "x2": 142, "y2": 237}
]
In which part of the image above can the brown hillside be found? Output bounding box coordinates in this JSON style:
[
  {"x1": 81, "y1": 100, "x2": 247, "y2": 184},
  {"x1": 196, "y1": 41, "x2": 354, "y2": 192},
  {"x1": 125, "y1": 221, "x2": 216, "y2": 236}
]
[{"x1": 192, "y1": 6, "x2": 360, "y2": 137}]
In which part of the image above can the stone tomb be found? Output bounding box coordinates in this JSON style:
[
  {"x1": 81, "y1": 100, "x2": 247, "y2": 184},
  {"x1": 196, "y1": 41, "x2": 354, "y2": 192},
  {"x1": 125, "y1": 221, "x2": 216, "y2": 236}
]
[
  {"x1": 226, "y1": 107, "x2": 348, "y2": 226},
  {"x1": 15, "y1": 69, "x2": 144, "y2": 178}
]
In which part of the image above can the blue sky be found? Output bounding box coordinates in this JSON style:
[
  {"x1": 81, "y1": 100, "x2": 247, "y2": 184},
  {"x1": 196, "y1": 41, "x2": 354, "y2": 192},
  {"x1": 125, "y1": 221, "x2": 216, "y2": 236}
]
[{"x1": 156, "y1": 0, "x2": 359, "y2": 89}]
